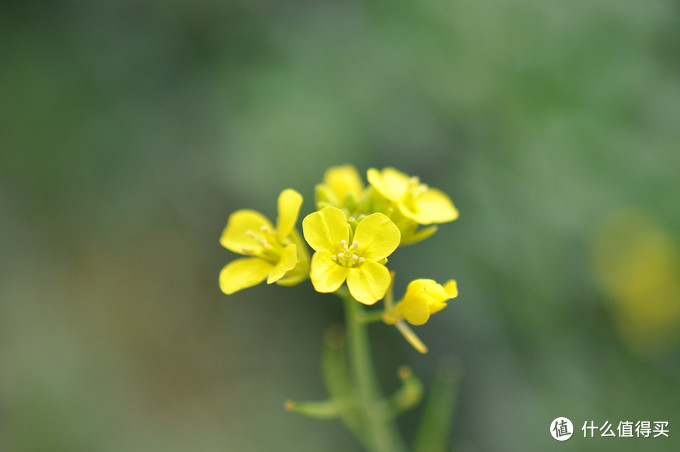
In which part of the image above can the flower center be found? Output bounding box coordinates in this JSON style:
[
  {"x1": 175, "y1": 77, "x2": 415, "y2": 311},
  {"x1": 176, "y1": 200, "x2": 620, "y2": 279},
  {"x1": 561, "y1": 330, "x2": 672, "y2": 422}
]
[
  {"x1": 330, "y1": 239, "x2": 365, "y2": 268},
  {"x1": 242, "y1": 226, "x2": 284, "y2": 262}
]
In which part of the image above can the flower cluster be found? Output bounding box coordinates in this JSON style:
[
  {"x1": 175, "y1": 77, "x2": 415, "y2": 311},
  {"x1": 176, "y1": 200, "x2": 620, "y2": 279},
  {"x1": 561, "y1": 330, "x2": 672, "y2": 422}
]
[{"x1": 219, "y1": 165, "x2": 460, "y2": 351}]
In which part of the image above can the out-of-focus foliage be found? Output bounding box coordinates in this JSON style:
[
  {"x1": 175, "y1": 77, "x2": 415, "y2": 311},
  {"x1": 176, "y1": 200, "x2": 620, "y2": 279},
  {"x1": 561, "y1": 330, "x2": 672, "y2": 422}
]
[{"x1": 1, "y1": 0, "x2": 679, "y2": 451}]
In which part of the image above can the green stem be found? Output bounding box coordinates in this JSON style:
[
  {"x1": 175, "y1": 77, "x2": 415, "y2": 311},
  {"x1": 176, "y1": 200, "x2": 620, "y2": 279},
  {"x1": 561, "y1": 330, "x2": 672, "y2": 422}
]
[
  {"x1": 414, "y1": 358, "x2": 461, "y2": 452},
  {"x1": 358, "y1": 310, "x2": 385, "y2": 324},
  {"x1": 341, "y1": 292, "x2": 407, "y2": 452}
]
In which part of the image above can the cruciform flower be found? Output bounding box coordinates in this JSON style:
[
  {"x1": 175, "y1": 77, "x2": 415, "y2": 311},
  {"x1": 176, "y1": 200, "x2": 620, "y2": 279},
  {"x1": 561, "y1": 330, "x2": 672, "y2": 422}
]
[
  {"x1": 367, "y1": 167, "x2": 458, "y2": 225},
  {"x1": 219, "y1": 189, "x2": 309, "y2": 294},
  {"x1": 302, "y1": 206, "x2": 400, "y2": 305}
]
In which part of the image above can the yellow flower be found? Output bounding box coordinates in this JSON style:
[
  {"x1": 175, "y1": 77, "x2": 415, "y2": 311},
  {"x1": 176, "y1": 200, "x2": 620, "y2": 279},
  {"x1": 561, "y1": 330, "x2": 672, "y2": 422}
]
[
  {"x1": 592, "y1": 209, "x2": 680, "y2": 355},
  {"x1": 383, "y1": 207, "x2": 440, "y2": 246},
  {"x1": 316, "y1": 165, "x2": 365, "y2": 210},
  {"x1": 367, "y1": 167, "x2": 458, "y2": 225},
  {"x1": 385, "y1": 279, "x2": 458, "y2": 325},
  {"x1": 302, "y1": 206, "x2": 400, "y2": 305},
  {"x1": 219, "y1": 189, "x2": 309, "y2": 294}
]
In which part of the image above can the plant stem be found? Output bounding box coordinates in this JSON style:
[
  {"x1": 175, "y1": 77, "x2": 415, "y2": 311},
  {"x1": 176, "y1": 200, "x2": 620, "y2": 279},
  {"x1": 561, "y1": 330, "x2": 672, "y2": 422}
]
[{"x1": 342, "y1": 293, "x2": 407, "y2": 452}]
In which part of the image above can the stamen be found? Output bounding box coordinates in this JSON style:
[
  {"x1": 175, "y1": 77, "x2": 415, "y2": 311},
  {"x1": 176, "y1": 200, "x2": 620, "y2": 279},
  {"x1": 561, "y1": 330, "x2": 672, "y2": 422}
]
[
  {"x1": 260, "y1": 240, "x2": 276, "y2": 250},
  {"x1": 242, "y1": 247, "x2": 254, "y2": 255},
  {"x1": 245, "y1": 230, "x2": 257, "y2": 239},
  {"x1": 409, "y1": 176, "x2": 420, "y2": 184},
  {"x1": 331, "y1": 240, "x2": 367, "y2": 267},
  {"x1": 260, "y1": 225, "x2": 271, "y2": 234}
]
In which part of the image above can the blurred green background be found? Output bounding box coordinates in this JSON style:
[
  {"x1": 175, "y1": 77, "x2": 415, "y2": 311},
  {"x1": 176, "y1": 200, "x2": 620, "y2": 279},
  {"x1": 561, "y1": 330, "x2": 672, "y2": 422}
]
[{"x1": 2, "y1": 0, "x2": 680, "y2": 451}]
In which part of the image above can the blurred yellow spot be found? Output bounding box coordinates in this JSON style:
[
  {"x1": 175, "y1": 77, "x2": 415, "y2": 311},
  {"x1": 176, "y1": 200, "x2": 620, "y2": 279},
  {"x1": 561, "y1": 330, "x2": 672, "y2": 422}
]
[{"x1": 592, "y1": 209, "x2": 680, "y2": 356}]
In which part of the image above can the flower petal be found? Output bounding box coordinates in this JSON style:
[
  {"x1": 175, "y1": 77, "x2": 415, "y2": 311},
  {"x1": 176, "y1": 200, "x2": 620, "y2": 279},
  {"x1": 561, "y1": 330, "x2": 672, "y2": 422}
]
[
  {"x1": 267, "y1": 244, "x2": 297, "y2": 284},
  {"x1": 367, "y1": 167, "x2": 410, "y2": 201},
  {"x1": 444, "y1": 280, "x2": 458, "y2": 298},
  {"x1": 397, "y1": 298, "x2": 431, "y2": 326},
  {"x1": 402, "y1": 188, "x2": 459, "y2": 224},
  {"x1": 315, "y1": 184, "x2": 340, "y2": 208},
  {"x1": 276, "y1": 189, "x2": 303, "y2": 238},
  {"x1": 310, "y1": 250, "x2": 349, "y2": 293},
  {"x1": 427, "y1": 301, "x2": 448, "y2": 316},
  {"x1": 276, "y1": 229, "x2": 311, "y2": 286},
  {"x1": 422, "y1": 280, "x2": 449, "y2": 301},
  {"x1": 302, "y1": 207, "x2": 349, "y2": 253},
  {"x1": 403, "y1": 279, "x2": 431, "y2": 301},
  {"x1": 220, "y1": 210, "x2": 274, "y2": 254},
  {"x1": 400, "y1": 225, "x2": 438, "y2": 245},
  {"x1": 400, "y1": 279, "x2": 456, "y2": 320},
  {"x1": 324, "y1": 165, "x2": 364, "y2": 202},
  {"x1": 276, "y1": 261, "x2": 309, "y2": 286},
  {"x1": 219, "y1": 257, "x2": 273, "y2": 294},
  {"x1": 347, "y1": 260, "x2": 390, "y2": 305},
  {"x1": 353, "y1": 213, "x2": 401, "y2": 261},
  {"x1": 291, "y1": 228, "x2": 310, "y2": 263}
]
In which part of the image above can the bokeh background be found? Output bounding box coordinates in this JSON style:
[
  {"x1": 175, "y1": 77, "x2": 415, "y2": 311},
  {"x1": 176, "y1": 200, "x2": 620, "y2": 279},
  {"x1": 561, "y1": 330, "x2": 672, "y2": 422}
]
[{"x1": 2, "y1": 0, "x2": 680, "y2": 451}]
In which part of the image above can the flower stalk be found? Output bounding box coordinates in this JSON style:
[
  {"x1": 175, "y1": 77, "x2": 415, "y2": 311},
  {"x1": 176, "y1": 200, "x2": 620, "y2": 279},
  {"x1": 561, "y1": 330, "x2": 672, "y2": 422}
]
[{"x1": 340, "y1": 289, "x2": 408, "y2": 452}]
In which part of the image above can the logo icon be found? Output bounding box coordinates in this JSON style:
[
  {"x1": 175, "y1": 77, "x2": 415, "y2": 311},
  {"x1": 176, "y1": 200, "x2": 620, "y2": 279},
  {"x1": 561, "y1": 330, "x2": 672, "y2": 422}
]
[{"x1": 550, "y1": 417, "x2": 573, "y2": 441}]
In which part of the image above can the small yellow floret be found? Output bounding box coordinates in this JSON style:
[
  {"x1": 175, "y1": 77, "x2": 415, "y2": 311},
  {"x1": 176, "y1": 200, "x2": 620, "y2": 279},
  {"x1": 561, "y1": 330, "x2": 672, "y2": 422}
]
[{"x1": 386, "y1": 279, "x2": 458, "y2": 325}]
